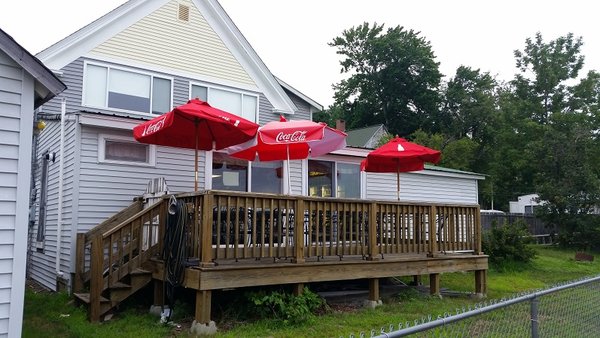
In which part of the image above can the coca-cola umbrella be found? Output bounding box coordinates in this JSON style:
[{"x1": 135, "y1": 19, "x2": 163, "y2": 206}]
[
  {"x1": 361, "y1": 137, "x2": 441, "y2": 200},
  {"x1": 133, "y1": 99, "x2": 259, "y2": 191},
  {"x1": 227, "y1": 116, "x2": 347, "y2": 194}
]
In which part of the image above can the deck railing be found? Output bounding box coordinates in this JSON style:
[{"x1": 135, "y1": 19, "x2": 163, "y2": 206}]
[
  {"x1": 76, "y1": 190, "x2": 481, "y2": 320},
  {"x1": 174, "y1": 190, "x2": 481, "y2": 265}
]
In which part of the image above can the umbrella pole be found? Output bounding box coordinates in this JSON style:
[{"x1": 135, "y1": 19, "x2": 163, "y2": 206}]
[
  {"x1": 194, "y1": 120, "x2": 198, "y2": 192},
  {"x1": 286, "y1": 145, "x2": 292, "y2": 195},
  {"x1": 397, "y1": 165, "x2": 400, "y2": 201}
]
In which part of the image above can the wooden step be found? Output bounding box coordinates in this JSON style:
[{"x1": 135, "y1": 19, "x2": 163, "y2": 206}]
[
  {"x1": 109, "y1": 282, "x2": 131, "y2": 290},
  {"x1": 74, "y1": 293, "x2": 109, "y2": 304}
]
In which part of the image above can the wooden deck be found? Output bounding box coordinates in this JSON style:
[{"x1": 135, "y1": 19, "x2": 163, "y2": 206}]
[{"x1": 74, "y1": 190, "x2": 488, "y2": 323}]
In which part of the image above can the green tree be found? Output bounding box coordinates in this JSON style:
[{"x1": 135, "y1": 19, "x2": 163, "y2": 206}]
[
  {"x1": 513, "y1": 32, "x2": 584, "y2": 123},
  {"x1": 329, "y1": 22, "x2": 442, "y2": 136}
]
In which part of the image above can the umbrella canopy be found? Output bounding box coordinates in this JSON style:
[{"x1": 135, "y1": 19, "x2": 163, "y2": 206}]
[
  {"x1": 227, "y1": 116, "x2": 347, "y2": 193},
  {"x1": 361, "y1": 137, "x2": 441, "y2": 199},
  {"x1": 133, "y1": 99, "x2": 259, "y2": 190}
]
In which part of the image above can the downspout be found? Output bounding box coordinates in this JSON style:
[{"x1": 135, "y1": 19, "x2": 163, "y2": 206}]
[{"x1": 55, "y1": 98, "x2": 66, "y2": 277}]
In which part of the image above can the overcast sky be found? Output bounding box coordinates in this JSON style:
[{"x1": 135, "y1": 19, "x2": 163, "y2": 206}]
[{"x1": 2, "y1": 0, "x2": 598, "y2": 108}]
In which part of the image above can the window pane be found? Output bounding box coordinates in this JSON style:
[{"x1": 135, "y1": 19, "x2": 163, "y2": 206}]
[
  {"x1": 210, "y1": 88, "x2": 242, "y2": 117},
  {"x1": 191, "y1": 85, "x2": 208, "y2": 101},
  {"x1": 337, "y1": 163, "x2": 360, "y2": 198},
  {"x1": 242, "y1": 95, "x2": 258, "y2": 122},
  {"x1": 308, "y1": 160, "x2": 333, "y2": 197},
  {"x1": 105, "y1": 140, "x2": 149, "y2": 163},
  {"x1": 152, "y1": 77, "x2": 171, "y2": 114},
  {"x1": 84, "y1": 65, "x2": 107, "y2": 107},
  {"x1": 212, "y1": 152, "x2": 247, "y2": 191},
  {"x1": 251, "y1": 161, "x2": 282, "y2": 193},
  {"x1": 108, "y1": 69, "x2": 151, "y2": 112}
]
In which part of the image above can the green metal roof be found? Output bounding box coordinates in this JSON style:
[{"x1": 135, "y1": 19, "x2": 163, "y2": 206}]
[{"x1": 345, "y1": 125, "x2": 384, "y2": 148}]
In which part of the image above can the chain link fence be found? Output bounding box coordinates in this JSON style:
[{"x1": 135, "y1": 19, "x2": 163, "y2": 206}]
[{"x1": 347, "y1": 275, "x2": 600, "y2": 338}]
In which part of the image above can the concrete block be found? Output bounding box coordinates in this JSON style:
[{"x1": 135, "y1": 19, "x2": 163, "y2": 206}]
[{"x1": 190, "y1": 320, "x2": 218, "y2": 336}]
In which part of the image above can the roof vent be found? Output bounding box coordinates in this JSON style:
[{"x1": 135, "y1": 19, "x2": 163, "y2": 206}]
[{"x1": 178, "y1": 4, "x2": 190, "y2": 22}]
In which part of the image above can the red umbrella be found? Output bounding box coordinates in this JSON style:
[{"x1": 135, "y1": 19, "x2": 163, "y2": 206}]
[
  {"x1": 133, "y1": 99, "x2": 259, "y2": 190},
  {"x1": 361, "y1": 137, "x2": 441, "y2": 200},
  {"x1": 227, "y1": 116, "x2": 347, "y2": 193}
]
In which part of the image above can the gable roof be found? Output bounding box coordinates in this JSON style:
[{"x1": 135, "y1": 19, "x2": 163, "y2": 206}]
[
  {"x1": 275, "y1": 77, "x2": 323, "y2": 112},
  {"x1": 346, "y1": 124, "x2": 385, "y2": 148},
  {"x1": 36, "y1": 0, "x2": 298, "y2": 114},
  {"x1": 0, "y1": 28, "x2": 66, "y2": 108}
]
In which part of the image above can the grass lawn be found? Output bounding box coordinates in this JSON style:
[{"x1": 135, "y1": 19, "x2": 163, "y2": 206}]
[{"x1": 22, "y1": 245, "x2": 600, "y2": 337}]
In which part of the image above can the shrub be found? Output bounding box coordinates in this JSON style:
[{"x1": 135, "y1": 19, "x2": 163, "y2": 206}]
[
  {"x1": 245, "y1": 288, "x2": 325, "y2": 324},
  {"x1": 483, "y1": 220, "x2": 536, "y2": 268}
]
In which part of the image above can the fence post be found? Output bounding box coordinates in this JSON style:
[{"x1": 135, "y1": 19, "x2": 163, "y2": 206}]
[
  {"x1": 531, "y1": 295, "x2": 539, "y2": 338},
  {"x1": 293, "y1": 197, "x2": 305, "y2": 263}
]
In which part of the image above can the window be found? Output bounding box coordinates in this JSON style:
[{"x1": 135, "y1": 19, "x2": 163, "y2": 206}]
[
  {"x1": 190, "y1": 84, "x2": 258, "y2": 122},
  {"x1": 308, "y1": 160, "x2": 360, "y2": 198},
  {"x1": 308, "y1": 160, "x2": 334, "y2": 197},
  {"x1": 211, "y1": 153, "x2": 282, "y2": 193},
  {"x1": 212, "y1": 152, "x2": 248, "y2": 191},
  {"x1": 337, "y1": 163, "x2": 360, "y2": 198},
  {"x1": 99, "y1": 134, "x2": 156, "y2": 166},
  {"x1": 251, "y1": 161, "x2": 283, "y2": 194},
  {"x1": 83, "y1": 63, "x2": 172, "y2": 115}
]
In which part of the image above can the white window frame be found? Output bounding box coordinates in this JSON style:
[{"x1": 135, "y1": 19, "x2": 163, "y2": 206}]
[
  {"x1": 208, "y1": 151, "x2": 283, "y2": 193},
  {"x1": 189, "y1": 81, "x2": 259, "y2": 122},
  {"x1": 82, "y1": 60, "x2": 174, "y2": 116},
  {"x1": 98, "y1": 134, "x2": 156, "y2": 166}
]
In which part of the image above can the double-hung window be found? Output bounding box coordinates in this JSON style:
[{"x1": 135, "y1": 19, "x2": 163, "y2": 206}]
[
  {"x1": 83, "y1": 62, "x2": 172, "y2": 115},
  {"x1": 190, "y1": 84, "x2": 258, "y2": 122}
]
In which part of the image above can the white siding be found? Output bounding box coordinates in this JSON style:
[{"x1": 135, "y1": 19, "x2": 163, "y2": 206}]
[
  {"x1": 91, "y1": 0, "x2": 255, "y2": 87},
  {"x1": 366, "y1": 171, "x2": 479, "y2": 204},
  {"x1": 0, "y1": 50, "x2": 33, "y2": 338}
]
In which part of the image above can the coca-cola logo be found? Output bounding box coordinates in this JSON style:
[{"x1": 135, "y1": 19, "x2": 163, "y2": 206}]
[
  {"x1": 276, "y1": 130, "x2": 307, "y2": 143},
  {"x1": 141, "y1": 117, "x2": 166, "y2": 136}
]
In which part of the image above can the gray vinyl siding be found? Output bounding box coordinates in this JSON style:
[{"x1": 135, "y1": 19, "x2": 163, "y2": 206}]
[
  {"x1": 28, "y1": 116, "x2": 78, "y2": 291},
  {"x1": 76, "y1": 125, "x2": 203, "y2": 232},
  {"x1": 0, "y1": 50, "x2": 21, "y2": 338},
  {"x1": 366, "y1": 171, "x2": 479, "y2": 204},
  {"x1": 0, "y1": 50, "x2": 36, "y2": 337}
]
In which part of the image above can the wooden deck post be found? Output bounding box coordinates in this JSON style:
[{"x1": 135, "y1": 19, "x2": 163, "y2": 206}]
[
  {"x1": 293, "y1": 198, "x2": 305, "y2": 263},
  {"x1": 200, "y1": 193, "x2": 215, "y2": 267},
  {"x1": 428, "y1": 205, "x2": 438, "y2": 257},
  {"x1": 474, "y1": 206, "x2": 483, "y2": 255},
  {"x1": 429, "y1": 273, "x2": 440, "y2": 296},
  {"x1": 195, "y1": 290, "x2": 212, "y2": 324},
  {"x1": 89, "y1": 235, "x2": 103, "y2": 323},
  {"x1": 293, "y1": 283, "x2": 304, "y2": 296},
  {"x1": 475, "y1": 269, "x2": 487, "y2": 296},
  {"x1": 368, "y1": 278, "x2": 380, "y2": 301},
  {"x1": 153, "y1": 280, "x2": 164, "y2": 306},
  {"x1": 412, "y1": 275, "x2": 422, "y2": 286},
  {"x1": 367, "y1": 202, "x2": 379, "y2": 260},
  {"x1": 74, "y1": 233, "x2": 86, "y2": 293}
]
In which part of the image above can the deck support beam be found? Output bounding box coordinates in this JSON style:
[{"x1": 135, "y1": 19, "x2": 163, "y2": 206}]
[
  {"x1": 412, "y1": 275, "x2": 422, "y2": 286},
  {"x1": 195, "y1": 290, "x2": 212, "y2": 324},
  {"x1": 475, "y1": 269, "x2": 487, "y2": 296},
  {"x1": 429, "y1": 273, "x2": 440, "y2": 296}
]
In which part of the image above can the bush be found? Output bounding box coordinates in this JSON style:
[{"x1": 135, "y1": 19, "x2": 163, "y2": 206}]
[
  {"x1": 483, "y1": 220, "x2": 536, "y2": 268},
  {"x1": 245, "y1": 288, "x2": 325, "y2": 324}
]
